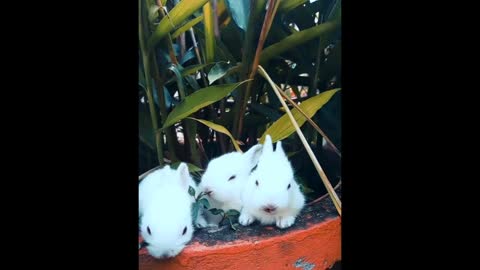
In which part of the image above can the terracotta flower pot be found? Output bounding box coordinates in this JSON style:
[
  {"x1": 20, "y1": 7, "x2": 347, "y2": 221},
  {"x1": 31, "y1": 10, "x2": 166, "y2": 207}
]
[{"x1": 139, "y1": 190, "x2": 341, "y2": 270}]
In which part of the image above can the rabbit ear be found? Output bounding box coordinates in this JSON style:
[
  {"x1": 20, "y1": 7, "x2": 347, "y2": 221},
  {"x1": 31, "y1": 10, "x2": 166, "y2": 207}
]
[
  {"x1": 243, "y1": 144, "x2": 263, "y2": 168},
  {"x1": 275, "y1": 140, "x2": 286, "y2": 156},
  {"x1": 177, "y1": 162, "x2": 190, "y2": 190},
  {"x1": 263, "y1": 134, "x2": 273, "y2": 154}
]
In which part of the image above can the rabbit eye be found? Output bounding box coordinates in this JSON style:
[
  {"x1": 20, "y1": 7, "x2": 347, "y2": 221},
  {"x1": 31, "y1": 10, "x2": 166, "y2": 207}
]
[
  {"x1": 287, "y1": 183, "x2": 291, "y2": 190},
  {"x1": 147, "y1": 226, "x2": 151, "y2": 235},
  {"x1": 182, "y1": 226, "x2": 187, "y2": 235},
  {"x1": 228, "y1": 175, "x2": 236, "y2": 181},
  {"x1": 255, "y1": 180, "x2": 259, "y2": 186},
  {"x1": 250, "y1": 164, "x2": 258, "y2": 173}
]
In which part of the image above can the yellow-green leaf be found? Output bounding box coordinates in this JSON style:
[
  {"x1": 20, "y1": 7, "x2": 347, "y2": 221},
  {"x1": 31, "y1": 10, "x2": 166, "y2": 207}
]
[
  {"x1": 163, "y1": 81, "x2": 249, "y2": 128},
  {"x1": 171, "y1": 15, "x2": 204, "y2": 39},
  {"x1": 188, "y1": 117, "x2": 242, "y2": 152},
  {"x1": 260, "y1": 21, "x2": 340, "y2": 64},
  {"x1": 181, "y1": 63, "x2": 213, "y2": 77},
  {"x1": 260, "y1": 89, "x2": 340, "y2": 143},
  {"x1": 149, "y1": 0, "x2": 209, "y2": 48},
  {"x1": 203, "y1": 2, "x2": 216, "y2": 63}
]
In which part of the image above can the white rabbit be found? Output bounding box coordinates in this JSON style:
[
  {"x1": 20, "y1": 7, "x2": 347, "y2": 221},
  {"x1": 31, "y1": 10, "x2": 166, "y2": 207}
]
[
  {"x1": 239, "y1": 135, "x2": 305, "y2": 229},
  {"x1": 199, "y1": 144, "x2": 263, "y2": 225},
  {"x1": 139, "y1": 163, "x2": 206, "y2": 259}
]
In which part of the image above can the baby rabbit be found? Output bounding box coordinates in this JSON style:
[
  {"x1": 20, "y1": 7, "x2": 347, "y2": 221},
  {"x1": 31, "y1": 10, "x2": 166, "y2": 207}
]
[
  {"x1": 239, "y1": 135, "x2": 305, "y2": 229},
  {"x1": 199, "y1": 144, "x2": 263, "y2": 225},
  {"x1": 139, "y1": 163, "x2": 206, "y2": 259}
]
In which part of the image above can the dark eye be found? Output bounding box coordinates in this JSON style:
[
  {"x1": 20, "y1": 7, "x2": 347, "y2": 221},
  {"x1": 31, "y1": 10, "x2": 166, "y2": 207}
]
[
  {"x1": 147, "y1": 226, "x2": 151, "y2": 235},
  {"x1": 255, "y1": 180, "x2": 259, "y2": 186},
  {"x1": 250, "y1": 164, "x2": 258, "y2": 173},
  {"x1": 182, "y1": 226, "x2": 187, "y2": 235},
  {"x1": 287, "y1": 183, "x2": 291, "y2": 190},
  {"x1": 228, "y1": 175, "x2": 236, "y2": 181}
]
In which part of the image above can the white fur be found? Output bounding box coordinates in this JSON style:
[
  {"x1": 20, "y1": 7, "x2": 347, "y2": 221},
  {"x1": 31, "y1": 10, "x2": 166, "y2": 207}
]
[
  {"x1": 139, "y1": 163, "x2": 206, "y2": 259},
  {"x1": 199, "y1": 144, "x2": 263, "y2": 225},
  {"x1": 239, "y1": 135, "x2": 305, "y2": 229}
]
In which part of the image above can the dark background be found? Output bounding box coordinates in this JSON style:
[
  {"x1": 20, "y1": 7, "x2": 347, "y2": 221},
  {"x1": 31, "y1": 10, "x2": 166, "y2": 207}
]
[{"x1": 2, "y1": 0, "x2": 472, "y2": 269}]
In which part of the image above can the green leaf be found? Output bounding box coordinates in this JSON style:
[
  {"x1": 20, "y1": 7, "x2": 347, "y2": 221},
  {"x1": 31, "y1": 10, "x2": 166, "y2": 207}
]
[
  {"x1": 149, "y1": 0, "x2": 210, "y2": 48},
  {"x1": 188, "y1": 185, "x2": 196, "y2": 197},
  {"x1": 188, "y1": 117, "x2": 242, "y2": 152},
  {"x1": 180, "y1": 49, "x2": 196, "y2": 65},
  {"x1": 225, "y1": 209, "x2": 240, "y2": 217},
  {"x1": 191, "y1": 202, "x2": 200, "y2": 221},
  {"x1": 203, "y1": 2, "x2": 216, "y2": 63},
  {"x1": 209, "y1": 208, "x2": 224, "y2": 215},
  {"x1": 260, "y1": 21, "x2": 340, "y2": 64},
  {"x1": 224, "y1": 0, "x2": 250, "y2": 31},
  {"x1": 148, "y1": 5, "x2": 160, "y2": 23},
  {"x1": 260, "y1": 89, "x2": 341, "y2": 143},
  {"x1": 208, "y1": 61, "x2": 233, "y2": 85},
  {"x1": 228, "y1": 217, "x2": 238, "y2": 231},
  {"x1": 181, "y1": 63, "x2": 213, "y2": 77},
  {"x1": 198, "y1": 198, "x2": 210, "y2": 209},
  {"x1": 163, "y1": 81, "x2": 249, "y2": 128},
  {"x1": 171, "y1": 15, "x2": 204, "y2": 39}
]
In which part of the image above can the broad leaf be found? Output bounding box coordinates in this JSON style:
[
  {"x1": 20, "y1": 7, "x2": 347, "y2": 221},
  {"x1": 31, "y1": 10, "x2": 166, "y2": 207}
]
[
  {"x1": 224, "y1": 0, "x2": 250, "y2": 31},
  {"x1": 149, "y1": 0, "x2": 210, "y2": 47},
  {"x1": 198, "y1": 198, "x2": 210, "y2": 209},
  {"x1": 260, "y1": 21, "x2": 340, "y2": 64},
  {"x1": 203, "y1": 2, "x2": 216, "y2": 62},
  {"x1": 207, "y1": 61, "x2": 232, "y2": 84},
  {"x1": 260, "y1": 89, "x2": 340, "y2": 143},
  {"x1": 163, "y1": 81, "x2": 249, "y2": 128},
  {"x1": 171, "y1": 15, "x2": 204, "y2": 39},
  {"x1": 188, "y1": 185, "x2": 196, "y2": 197}
]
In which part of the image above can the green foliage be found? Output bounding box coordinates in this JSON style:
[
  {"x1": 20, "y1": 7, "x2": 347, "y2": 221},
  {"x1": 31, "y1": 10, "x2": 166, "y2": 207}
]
[{"x1": 139, "y1": 0, "x2": 342, "y2": 202}]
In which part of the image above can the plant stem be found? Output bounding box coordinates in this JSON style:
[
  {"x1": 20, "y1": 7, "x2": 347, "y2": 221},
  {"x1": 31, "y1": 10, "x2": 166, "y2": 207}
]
[
  {"x1": 235, "y1": 0, "x2": 280, "y2": 140},
  {"x1": 151, "y1": 56, "x2": 179, "y2": 162},
  {"x1": 140, "y1": 0, "x2": 164, "y2": 166},
  {"x1": 231, "y1": 0, "x2": 267, "y2": 140},
  {"x1": 258, "y1": 65, "x2": 341, "y2": 216}
]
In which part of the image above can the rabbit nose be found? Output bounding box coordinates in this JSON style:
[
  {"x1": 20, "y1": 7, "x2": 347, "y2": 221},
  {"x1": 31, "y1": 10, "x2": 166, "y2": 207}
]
[
  {"x1": 262, "y1": 204, "x2": 277, "y2": 213},
  {"x1": 204, "y1": 189, "x2": 213, "y2": 196}
]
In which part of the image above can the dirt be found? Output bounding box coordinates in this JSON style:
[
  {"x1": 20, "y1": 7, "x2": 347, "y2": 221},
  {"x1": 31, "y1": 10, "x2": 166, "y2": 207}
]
[{"x1": 192, "y1": 190, "x2": 341, "y2": 246}]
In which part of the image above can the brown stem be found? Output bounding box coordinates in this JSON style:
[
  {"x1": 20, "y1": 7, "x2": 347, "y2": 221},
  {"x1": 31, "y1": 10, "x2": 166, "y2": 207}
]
[
  {"x1": 307, "y1": 180, "x2": 341, "y2": 206},
  {"x1": 231, "y1": 0, "x2": 268, "y2": 140},
  {"x1": 235, "y1": 0, "x2": 280, "y2": 139}
]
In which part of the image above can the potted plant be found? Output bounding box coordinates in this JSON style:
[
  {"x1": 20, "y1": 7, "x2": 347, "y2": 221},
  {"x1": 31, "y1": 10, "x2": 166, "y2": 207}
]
[{"x1": 139, "y1": 0, "x2": 342, "y2": 269}]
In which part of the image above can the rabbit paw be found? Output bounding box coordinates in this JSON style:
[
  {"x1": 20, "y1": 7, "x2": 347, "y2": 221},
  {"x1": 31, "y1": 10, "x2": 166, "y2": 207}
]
[
  {"x1": 239, "y1": 212, "x2": 255, "y2": 226},
  {"x1": 276, "y1": 216, "x2": 295, "y2": 229},
  {"x1": 195, "y1": 216, "x2": 208, "y2": 228}
]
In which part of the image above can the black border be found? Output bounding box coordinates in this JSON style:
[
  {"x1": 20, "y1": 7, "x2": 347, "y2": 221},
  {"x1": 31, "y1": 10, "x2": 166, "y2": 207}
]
[{"x1": 10, "y1": 0, "x2": 468, "y2": 268}]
